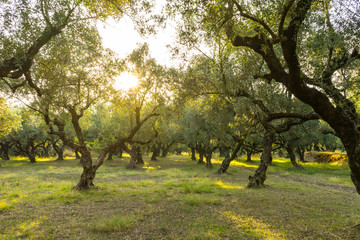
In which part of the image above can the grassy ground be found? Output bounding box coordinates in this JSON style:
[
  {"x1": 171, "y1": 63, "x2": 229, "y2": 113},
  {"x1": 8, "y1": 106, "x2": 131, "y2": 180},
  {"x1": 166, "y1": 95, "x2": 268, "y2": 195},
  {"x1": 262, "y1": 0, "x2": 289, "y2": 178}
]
[{"x1": 0, "y1": 154, "x2": 360, "y2": 239}]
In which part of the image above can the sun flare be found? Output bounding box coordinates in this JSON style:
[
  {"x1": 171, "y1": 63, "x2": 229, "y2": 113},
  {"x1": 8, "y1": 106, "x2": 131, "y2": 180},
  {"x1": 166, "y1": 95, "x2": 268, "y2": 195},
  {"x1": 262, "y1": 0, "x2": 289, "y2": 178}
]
[{"x1": 113, "y1": 72, "x2": 139, "y2": 91}]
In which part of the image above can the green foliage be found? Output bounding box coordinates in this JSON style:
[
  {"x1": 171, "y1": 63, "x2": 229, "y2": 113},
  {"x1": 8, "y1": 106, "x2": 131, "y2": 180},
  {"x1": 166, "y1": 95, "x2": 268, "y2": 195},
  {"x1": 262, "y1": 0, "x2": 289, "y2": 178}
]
[{"x1": 0, "y1": 98, "x2": 21, "y2": 138}]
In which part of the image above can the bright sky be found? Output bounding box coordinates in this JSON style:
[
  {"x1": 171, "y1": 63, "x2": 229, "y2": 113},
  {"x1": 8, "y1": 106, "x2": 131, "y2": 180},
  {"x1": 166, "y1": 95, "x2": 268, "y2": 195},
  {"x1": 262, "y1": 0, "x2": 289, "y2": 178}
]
[
  {"x1": 97, "y1": 11, "x2": 178, "y2": 90},
  {"x1": 97, "y1": 16, "x2": 177, "y2": 67}
]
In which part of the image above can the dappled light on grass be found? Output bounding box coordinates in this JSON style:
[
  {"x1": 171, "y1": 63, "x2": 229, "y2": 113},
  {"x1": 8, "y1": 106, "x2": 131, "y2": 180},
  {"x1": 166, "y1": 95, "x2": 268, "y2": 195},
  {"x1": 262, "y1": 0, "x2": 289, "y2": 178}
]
[
  {"x1": 223, "y1": 211, "x2": 286, "y2": 239},
  {"x1": 14, "y1": 217, "x2": 47, "y2": 239},
  {"x1": 231, "y1": 161, "x2": 259, "y2": 168},
  {"x1": 215, "y1": 180, "x2": 245, "y2": 190},
  {"x1": 1, "y1": 155, "x2": 359, "y2": 239},
  {"x1": 11, "y1": 156, "x2": 28, "y2": 161},
  {"x1": 0, "y1": 173, "x2": 16, "y2": 180}
]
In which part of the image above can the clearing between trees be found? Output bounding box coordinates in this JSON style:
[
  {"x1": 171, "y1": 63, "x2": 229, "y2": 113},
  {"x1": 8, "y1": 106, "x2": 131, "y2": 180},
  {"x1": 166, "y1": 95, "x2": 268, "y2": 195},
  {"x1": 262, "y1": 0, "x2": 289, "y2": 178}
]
[{"x1": 0, "y1": 155, "x2": 359, "y2": 240}]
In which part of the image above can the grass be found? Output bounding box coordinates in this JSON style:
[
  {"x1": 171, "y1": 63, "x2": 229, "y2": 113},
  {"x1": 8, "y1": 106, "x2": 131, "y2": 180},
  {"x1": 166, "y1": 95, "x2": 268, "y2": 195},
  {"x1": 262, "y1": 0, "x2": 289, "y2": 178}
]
[{"x1": 0, "y1": 154, "x2": 360, "y2": 239}]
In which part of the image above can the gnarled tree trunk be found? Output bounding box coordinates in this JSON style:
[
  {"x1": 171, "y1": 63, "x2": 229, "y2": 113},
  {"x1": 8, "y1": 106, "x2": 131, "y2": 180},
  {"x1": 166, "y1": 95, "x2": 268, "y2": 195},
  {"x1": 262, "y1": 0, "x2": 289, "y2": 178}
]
[
  {"x1": 217, "y1": 140, "x2": 243, "y2": 174},
  {"x1": 248, "y1": 129, "x2": 275, "y2": 188},
  {"x1": 75, "y1": 149, "x2": 95, "y2": 190},
  {"x1": 286, "y1": 144, "x2": 303, "y2": 169}
]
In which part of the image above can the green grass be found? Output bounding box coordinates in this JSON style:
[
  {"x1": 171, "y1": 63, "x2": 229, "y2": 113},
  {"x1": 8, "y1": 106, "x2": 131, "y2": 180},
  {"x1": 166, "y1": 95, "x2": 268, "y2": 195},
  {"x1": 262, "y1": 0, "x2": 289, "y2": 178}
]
[{"x1": 0, "y1": 155, "x2": 360, "y2": 239}]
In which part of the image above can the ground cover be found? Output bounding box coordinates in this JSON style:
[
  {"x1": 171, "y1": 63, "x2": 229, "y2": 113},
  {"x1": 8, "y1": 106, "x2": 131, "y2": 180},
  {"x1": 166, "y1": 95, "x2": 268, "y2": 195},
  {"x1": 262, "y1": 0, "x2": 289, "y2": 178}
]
[{"x1": 0, "y1": 155, "x2": 359, "y2": 239}]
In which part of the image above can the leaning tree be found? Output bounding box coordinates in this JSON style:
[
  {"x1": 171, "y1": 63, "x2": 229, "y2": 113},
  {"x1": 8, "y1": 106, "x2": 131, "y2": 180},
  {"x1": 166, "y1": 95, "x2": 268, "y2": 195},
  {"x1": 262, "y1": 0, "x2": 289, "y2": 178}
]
[{"x1": 168, "y1": 0, "x2": 360, "y2": 193}]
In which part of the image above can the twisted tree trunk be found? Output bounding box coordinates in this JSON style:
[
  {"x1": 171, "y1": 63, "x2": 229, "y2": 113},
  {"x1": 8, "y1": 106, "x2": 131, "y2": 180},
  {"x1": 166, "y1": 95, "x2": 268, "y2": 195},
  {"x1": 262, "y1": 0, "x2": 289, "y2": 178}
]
[
  {"x1": 286, "y1": 144, "x2": 303, "y2": 169},
  {"x1": 248, "y1": 129, "x2": 275, "y2": 188}
]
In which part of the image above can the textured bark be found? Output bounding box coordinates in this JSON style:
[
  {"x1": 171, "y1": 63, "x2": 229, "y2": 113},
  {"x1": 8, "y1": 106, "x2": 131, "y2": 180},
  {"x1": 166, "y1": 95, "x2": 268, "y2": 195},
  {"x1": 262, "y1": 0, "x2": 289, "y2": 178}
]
[
  {"x1": 217, "y1": 140, "x2": 243, "y2": 174},
  {"x1": 74, "y1": 147, "x2": 96, "y2": 190},
  {"x1": 248, "y1": 130, "x2": 275, "y2": 188}
]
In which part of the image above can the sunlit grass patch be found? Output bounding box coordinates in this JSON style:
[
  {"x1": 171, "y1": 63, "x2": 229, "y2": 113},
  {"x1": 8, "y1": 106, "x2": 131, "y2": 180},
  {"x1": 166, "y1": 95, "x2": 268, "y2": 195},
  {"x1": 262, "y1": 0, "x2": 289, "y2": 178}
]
[
  {"x1": 215, "y1": 180, "x2": 245, "y2": 190},
  {"x1": 179, "y1": 194, "x2": 222, "y2": 206},
  {"x1": 0, "y1": 201, "x2": 11, "y2": 212},
  {"x1": 180, "y1": 179, "x2": 217, "y2": 194},
  {"x1": 224, "y1": 211, "x2": 286, "y2": 239},
  {"x1": 91, "y1": 213, "x2": 136, "y2": 232}
]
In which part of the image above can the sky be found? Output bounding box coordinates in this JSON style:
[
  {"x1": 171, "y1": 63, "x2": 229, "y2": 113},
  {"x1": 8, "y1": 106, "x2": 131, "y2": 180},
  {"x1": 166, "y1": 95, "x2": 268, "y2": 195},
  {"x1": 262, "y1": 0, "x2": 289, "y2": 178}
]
[
  {"x1": 96, "y1": 4, "x2": 179, "y2": 90},
  {"x1": 96, "y1": 1, "x2": 177, "y2": 68}
]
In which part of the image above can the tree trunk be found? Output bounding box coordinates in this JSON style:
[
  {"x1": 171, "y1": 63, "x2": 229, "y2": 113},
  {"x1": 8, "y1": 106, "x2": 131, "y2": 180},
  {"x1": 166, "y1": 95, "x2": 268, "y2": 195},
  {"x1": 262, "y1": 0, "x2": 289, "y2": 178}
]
[
  {"x1": 134, "y1": 146, "x2": 144, "y2": 164},
  {"x1": 219, "y1": 145, "x2": 230, "y2": 158},
  {"x1": 151, "y1": 146, "x2": 159, "y2": 161},
  {"x1": 217, "y1": 156, "x2": 231, "y2": 173},
  {"x1": 160, "y1": 150, "x2": 167, "y2": 158},
  {"x1": 296, "y1": 147, "x2": 305, "y2": 162},
  {"x1": 0, "y1": 144, "x2": 10, "y2": 160},
  {"x1": 248, "y1": 130, "x2": 275, "y2": 188},
  {"x1": 118, "y1": 148, "x2": 123, "y2": 158},
  {"x1": 197, "y1": 150, "x2": 204, "y2": 164},
  {"x1": 75, "y1": 151, "x2": 81, "y2": 159},
  {"x1": 52, "y1": 143, "x2": 64, "y2": 161},
  {"x1": 246, "y1": 151, "x2": 252, "y2": 162},
  {"x1": 286, "y1": 144, "x2": 304, "y2": 169},
  {"x1": 217, "y1": 140, "x2": 243, "y2": 174},
  {"x1": 75, "y1": 149, "x2": 96, "y2": 190},
  {"x1": 191, "y1": 147, "x2": 196, "y2": 160},
  {"x1": 29, "y1": 152, "x2": 36, "y2": 163},
  {"x1": 107, "y1": 150, "x2": 114, "y2": 161},
  {"x1": 205, "y1": 152, "x2": 213, "y2": 168},
  {"x1": 126, "y1": 147, "x2": 138, "y2": 169}
]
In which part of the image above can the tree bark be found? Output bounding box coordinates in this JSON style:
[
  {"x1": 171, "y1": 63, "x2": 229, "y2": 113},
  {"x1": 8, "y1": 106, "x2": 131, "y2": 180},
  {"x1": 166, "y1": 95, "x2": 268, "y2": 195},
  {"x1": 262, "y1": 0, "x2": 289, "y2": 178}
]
[
  {"x1": 151, "y1": 145, "x2": 160, "y2": 161},
  {"x1": 134, "y1": 146, "x2": 144, "y2": 164},
  {"x1": 248, "y1": 129, "x2": 275, "y2": 188},
  {"x1": 74, "y1": 149, "x2": 95, "y2": 190},
  {"x1": 246, "y1": 151, "x2": 252, "y2": 162},
  {"x1": 126, "y1": 147, "x2": 138, "y2": 169},
  {"x1": 52, "y1": 141, "x2": 64, "y2": 161},
  {"x1": 286, "y1": 144, "x2": 304, "y2": 169},
  {"x1": 205, "y1": 152, "x2": 213, "y2": 168},
  {"x1": 107, "y1": 150, "x2": 114, "y2": 161},
  {"x1": 296, "y1": 147, "x2": 305, "y2": 162},
  {"x1": 0, "y1": 143, "x2": 11, "y2": 160},
  {"x1": 217, "y1": 140, "x2": 243, "y2": 174},
  {"x1": 118, "y1": 148, "x2": 123, "y2": 158},
  {"x1": 197, "y1": 150, "x2": 204, "y2": 164},
  {"x1": 191, "y1": 147, "x2": 196, "y2": 160}
]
